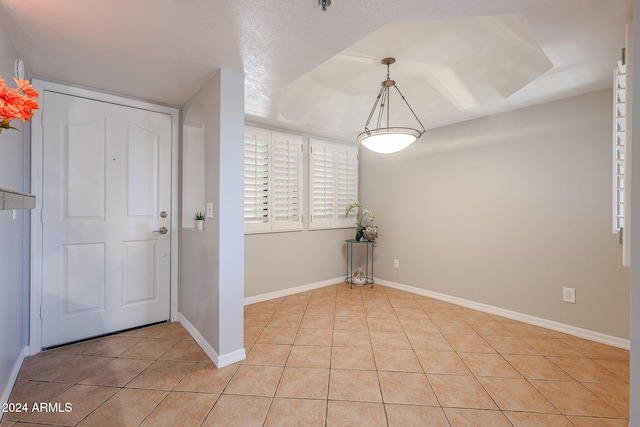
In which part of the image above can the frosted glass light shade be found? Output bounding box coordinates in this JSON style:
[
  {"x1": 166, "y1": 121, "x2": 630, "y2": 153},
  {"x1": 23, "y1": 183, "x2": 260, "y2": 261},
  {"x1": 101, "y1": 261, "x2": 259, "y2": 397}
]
[{"x1": 357, "y1": 127, "x2": 421, "y2": 154}]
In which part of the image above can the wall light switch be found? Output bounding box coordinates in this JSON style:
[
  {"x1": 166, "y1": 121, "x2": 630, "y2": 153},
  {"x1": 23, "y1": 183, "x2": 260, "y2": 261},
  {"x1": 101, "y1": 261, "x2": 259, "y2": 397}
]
[{"x1": 206, "y1": 202, "x2": 214, "y2": 218}]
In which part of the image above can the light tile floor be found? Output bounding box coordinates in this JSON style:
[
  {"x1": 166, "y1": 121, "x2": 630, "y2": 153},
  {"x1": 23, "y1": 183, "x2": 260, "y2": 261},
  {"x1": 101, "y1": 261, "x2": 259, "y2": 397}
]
[{"x1": 1, "y1": 284, "x2": 630, "y2": 426}]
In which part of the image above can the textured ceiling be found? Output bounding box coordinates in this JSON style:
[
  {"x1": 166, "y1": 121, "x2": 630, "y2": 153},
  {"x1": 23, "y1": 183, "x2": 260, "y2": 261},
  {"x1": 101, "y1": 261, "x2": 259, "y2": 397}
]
[
  {"x1": 0, "y1": 0, "x2": 632, "y2": 142},
  {"x1": 274, "y1": 16, "x2": 555, "y2": 137}
]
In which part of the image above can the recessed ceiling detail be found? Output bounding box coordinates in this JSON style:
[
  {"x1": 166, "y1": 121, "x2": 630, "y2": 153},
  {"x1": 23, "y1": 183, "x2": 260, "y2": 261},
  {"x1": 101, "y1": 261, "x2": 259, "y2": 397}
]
[{"x1": 273, "y1": 15, "x2": 553, "y2": 137}]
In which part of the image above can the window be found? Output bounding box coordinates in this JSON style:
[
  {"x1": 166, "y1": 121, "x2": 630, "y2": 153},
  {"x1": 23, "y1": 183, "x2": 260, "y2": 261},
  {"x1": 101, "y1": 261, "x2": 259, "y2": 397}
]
[
  {"x1": 244, "y1": 126, "x2": 304, "y2": 233},
  {"x1": 309, "y1": 138, "x2": 358, "y2": 230},
  {"x1": 613, "y1": 59, "x2": 626, "y2": 234}
]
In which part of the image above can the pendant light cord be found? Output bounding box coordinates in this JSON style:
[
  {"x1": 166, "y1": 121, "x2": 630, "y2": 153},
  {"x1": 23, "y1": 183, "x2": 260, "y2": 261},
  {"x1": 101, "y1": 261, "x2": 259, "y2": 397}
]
[
  {"x1": 394, "y1": 85, "x2": 426, "y2": 133},
  {"x1": 363, "y1": 59, "x2": 425, "y2": 134}
]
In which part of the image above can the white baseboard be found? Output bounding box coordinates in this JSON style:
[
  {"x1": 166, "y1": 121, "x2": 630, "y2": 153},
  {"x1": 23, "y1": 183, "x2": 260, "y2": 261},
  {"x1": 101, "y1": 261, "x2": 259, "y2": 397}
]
[
  {"x1": 1, "y1": 346, "x2": 28, "y2": 406},
  {"x1": 218, "y1": 349, "x2": 246, "y2": 367},
  {"x1": 244, "y1": 277, "x2": 344, "y2": 305},
  {"x1": 177, "y1": 314, "x2": 246, "y2": 368},
  {"x1": 377, "y1": 279, "x2": 630, "y2": 350},
  {"x1": 244, "y1": 276, "x2": 629, "y2": 350}
]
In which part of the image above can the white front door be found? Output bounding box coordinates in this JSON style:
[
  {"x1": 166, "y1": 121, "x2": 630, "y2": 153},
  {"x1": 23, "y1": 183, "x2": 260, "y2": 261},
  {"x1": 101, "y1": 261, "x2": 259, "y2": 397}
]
[{"x1": 41, "y1": 91, "x2": 172, "y2": 347}]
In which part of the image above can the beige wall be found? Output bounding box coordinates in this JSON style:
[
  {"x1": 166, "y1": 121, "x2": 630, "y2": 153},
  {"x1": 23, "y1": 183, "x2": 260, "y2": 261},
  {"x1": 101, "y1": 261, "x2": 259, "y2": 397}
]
[
  {"x1": 245, "y1": 228, "x2": 353, "y2": 297},
  {"x1": 360, "y1": 90, "x2": 630, "y2": 339}
]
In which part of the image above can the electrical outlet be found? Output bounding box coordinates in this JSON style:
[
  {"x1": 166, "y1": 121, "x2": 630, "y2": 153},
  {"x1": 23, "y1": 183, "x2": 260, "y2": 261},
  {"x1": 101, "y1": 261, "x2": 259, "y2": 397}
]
[
  {"x1": 563, "y1": 287, "x2": 576, "y2": 304},
  {"x1": 393, "y1": 259, "x2": 399, "y2": 269}
]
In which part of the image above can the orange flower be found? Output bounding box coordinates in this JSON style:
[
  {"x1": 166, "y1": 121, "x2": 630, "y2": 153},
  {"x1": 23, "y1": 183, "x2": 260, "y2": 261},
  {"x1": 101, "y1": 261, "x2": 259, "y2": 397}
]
[
  {"x1": 23, "y1": 98, "x2": 39, "y2": 111},
  {"x1": 14, "y1": 78, "x2": 39, "y2": 99},
  {"x1": 2, "y1": 88, "x2": 23, "y2": 105},
  {"x1": 0, "y1": 74, "x2": 39, "y2": 133}
]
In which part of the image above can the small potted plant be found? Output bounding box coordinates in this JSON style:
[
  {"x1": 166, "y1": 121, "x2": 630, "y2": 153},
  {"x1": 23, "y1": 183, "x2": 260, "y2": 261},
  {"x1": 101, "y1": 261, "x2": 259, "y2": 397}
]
[{"x1": 193, "y1": 211, "x2": 205, "y2": 230}]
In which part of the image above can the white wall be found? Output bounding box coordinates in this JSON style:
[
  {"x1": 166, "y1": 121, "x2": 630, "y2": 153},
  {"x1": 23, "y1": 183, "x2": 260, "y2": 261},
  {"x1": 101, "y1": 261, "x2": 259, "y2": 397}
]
[
  {"x1": 0, "y1": 17, "x2": 29, "y2": 404},
  {"x1": 360, "y1": 90, "x2": 630, "y2": 339},
  {"x1": 179, "y1": 69, "x2": 245, "y2": 366},
  {"x1": 181, "y1": 125, "x2": 205, "y2": 229}
]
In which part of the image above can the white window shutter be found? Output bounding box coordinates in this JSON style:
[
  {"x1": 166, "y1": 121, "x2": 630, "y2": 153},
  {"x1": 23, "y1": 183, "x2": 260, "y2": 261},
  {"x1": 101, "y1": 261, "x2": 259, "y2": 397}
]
[
  {"x1": 244, "y1": 127, "x2": 271, "y2": 233},
  {"x1": 309, "y1": 139, "x2": 336, "y2": 230},
  {"x1": 613, "y1": 60, "x2": 626, "y2": 234},
  {"x1": 271, "y1": 132, "x2": 304, "y2": 231},
  {"x1": 335, "y1": 145, "x2": 359, "y2": 228},
  {"x1": 245, "y1": 128, "x2": 358, "y2": 233}
]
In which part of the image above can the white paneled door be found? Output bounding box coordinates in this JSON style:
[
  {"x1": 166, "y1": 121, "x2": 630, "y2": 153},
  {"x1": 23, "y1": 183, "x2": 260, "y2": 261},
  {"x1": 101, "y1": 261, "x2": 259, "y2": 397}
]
[{"x1": 41, "y1": 91, "x2": 172, "y2": 347}]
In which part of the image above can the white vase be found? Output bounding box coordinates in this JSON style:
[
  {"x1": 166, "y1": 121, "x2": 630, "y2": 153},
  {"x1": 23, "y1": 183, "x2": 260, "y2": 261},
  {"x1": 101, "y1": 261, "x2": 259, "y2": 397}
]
[
  {"x1": 194, "y1": 219, "x2": 204, "y2": 230},
  {"x1": 352, "y1": 268, "x2": 366, "y2": 286}
]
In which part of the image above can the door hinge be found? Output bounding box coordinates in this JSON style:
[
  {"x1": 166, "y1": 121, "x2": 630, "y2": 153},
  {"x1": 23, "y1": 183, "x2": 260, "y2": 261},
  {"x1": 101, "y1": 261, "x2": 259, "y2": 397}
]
[
  {"x1": 41, "y1": 111, "x2": 45, "y2": 127},
  {"x1": 40, "y1": 208, "x2": 44, "y2": 224},
  {"x1": 39, "y1": 304, "x2": 43, "y2": 319}
]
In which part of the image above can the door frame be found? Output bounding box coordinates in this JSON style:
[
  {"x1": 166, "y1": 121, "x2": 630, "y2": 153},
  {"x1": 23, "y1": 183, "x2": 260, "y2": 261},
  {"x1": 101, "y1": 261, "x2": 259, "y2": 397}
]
[{"x1": 29, "y1": 79, "x2": 180, "y2": 354}]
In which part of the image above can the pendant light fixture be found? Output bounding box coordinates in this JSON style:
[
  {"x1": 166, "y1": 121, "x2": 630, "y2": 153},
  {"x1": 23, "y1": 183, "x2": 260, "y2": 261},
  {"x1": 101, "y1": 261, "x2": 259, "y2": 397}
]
[{"x1": 357, "y1": 57, "x2": 426, "y2": 154}]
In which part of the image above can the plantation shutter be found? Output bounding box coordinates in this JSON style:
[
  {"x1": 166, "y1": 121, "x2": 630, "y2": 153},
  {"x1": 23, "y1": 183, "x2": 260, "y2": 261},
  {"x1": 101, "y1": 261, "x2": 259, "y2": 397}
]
[
  {"x1": 244, "y1": 126, "x2": 305, "y2": 234},
  {"x1": 271, "y1": 132, "x2": 304, "y2": 231},
  {"x1": 309, "y1": 140, "x2": 336, "y2": 230},
  {"x1": 335, "y1": 145, "x2": 359, "y2": 228},
  {"x1": 244, "y1": 127, "x2": 271, "y2": 233}
]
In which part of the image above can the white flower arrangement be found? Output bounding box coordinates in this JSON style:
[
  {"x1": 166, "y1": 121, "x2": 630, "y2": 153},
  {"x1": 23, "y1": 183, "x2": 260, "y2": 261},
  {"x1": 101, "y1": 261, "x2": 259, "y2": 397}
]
[{"x1": 345, "y1": 201, "x2": 376, "y2": 240}]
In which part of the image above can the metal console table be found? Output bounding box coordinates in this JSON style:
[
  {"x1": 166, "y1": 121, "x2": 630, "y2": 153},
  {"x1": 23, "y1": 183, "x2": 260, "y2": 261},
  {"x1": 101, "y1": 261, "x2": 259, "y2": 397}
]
[{"x1": 345, "y1": 239, "x2": 375, "y2": 288}]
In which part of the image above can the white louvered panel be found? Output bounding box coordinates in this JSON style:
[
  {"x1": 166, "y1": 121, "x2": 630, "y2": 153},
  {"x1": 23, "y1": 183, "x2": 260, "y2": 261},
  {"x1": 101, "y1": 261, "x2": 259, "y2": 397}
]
[
  {"x1": 335, "y1": 145, "x2": 359, "y2": 228},
  {"x1": 272, "y1": 133, "x2": 303, "y2": 231},
  {"x1": 309, "y1": 140, "x2": 335, "y2": 229},
  {"x1": 613, "y1": 60, "x2": 626, "y2": 234},
  {"x1": 244, "y1": 127, "x2": 271, "y2": 232}
]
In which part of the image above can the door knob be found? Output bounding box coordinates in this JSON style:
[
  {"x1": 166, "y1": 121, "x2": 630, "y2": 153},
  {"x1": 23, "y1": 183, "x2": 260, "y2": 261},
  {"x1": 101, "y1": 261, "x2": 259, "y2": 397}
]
[{"x1": 152, "y1": 227, "x2": 168, "y2": 235}]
